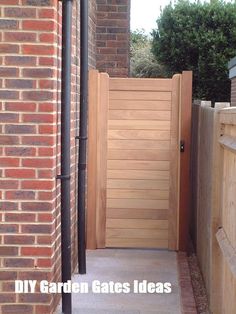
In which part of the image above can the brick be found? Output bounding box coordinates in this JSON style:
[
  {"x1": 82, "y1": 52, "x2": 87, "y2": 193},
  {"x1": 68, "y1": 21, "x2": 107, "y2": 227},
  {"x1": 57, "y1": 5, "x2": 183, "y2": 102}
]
[
  {"x1": 38, "y1": 103, "x2": 54, "y2": 112},
  {"x1": 22, "y1": 20, "x2": 55, "y2": 32},
  {"x1": 5, "y1": 191, "x2": 35, "y2": 200},
  {"x1": 0, "y1": 67, "x2": 18, "y2": 77},
  {"x1": 4, "y1": 8, "x2": 36, "y2": 18},
  {"x1": 5, "y1": 124, "x2": 36, "y2": 134},
  {"x1": 39, "y1": 79, "x2": 55, "y2": 89},
  {"x1": 37, "y1": 235, "x2": 51, "y2": 245},
  {"x1": 0, "y1": 20, "x2": 18, "y2": 29},
  {"x1": 38, "y1": 169, "x2": 54, "y2": 179},
  {"x1": 0, "y1": 113, "x2": 19, "y2": 123},
  {"x1": 0, "y1": 90, "x2": 18, "y2": 100},
  {"x1": 4, "y1": 32, "x2": 36, "y2": 43},
  {"x1": 21, "y1": 247, "x2": 52, "y2": 257},
  {"x1": 2, "y1": 305, "x2": 33, "y2": 314},
  {"x1": 21, "y1": 202, "x2": 52, "y2": 211},
  {"x1": 37, "y1": 258, "x2": 52, "y2": 268},
  {"x1": 22, "y1": 91, "x2": 53, "y2": 101},
  {"x1": 22, "y1": 180, "x2": 54, "y2": 190},
  {"x1": 0, "y1": 202, "x2": 18, "y2": 211},
  {"x1": 5, "y1": 147, "x2": 36, "y2": 157},
  {"x1": 38, "y1": 213, "x2": 53, "y2": 222},
  {"x1": 4, "y1": 258, "x2": 34, "y2": 268},
  {"x1": 39, "y1": 33, "x2": 55, "y2": 43},
  {"x1": 0, "y1": 180, "x2": 18, "y2": 189},
  {"x1": 38, "y1": 191, "x2": 53, "y2": 200},
  {"x1": 19, "y1": 293, "x2": 51, "y2": 303},
  {"x1": 2, "y1": 282, "x2": 15, "y2": 292},
  {"x1": 38, "y1": 147, "x2": 55, "y2": 157},
  {"x1": 0, "y1": 271, "x2": 17, "y2": 280},
  {"x1": 0, "y1": 0, "x2": 18, "y2": 3},
  {"x1": 5, "y1": 169, "x2": 35, "y2": 178},
  {"x1": 4, "y1": 235, "x2": 35, "y2": 245},
  {"x1": 23, "y1": 113, "x2": 54, "y2": 123},
  {"x1": 22, "y1": 158, "x2": 53, "y2": 168},
  {"x1": 0, "y1": 294, "x2": 16, "y2": 303},
  {"x1": 35, "y1": 305, "x2": 54, "y2": 314},
  {"x1": 38, "y1": 8, "x2": 56, "y2": 19},
  {"x1": 18, "y1": 271, "x2": 51, "y2": 281},
  {"x1": 0, "y1": 136, "x2": 19, "y2": 145},
  {"x1": 23, "y1": 68, "x2": 53, "y2": 78},
  {"x1": 5, "y1": 102, "x2": 36, "y2": 112},
  {"x1": 0, "y1": 44, "x2": 19, "y2": 54},
  {"x1": 39, "y1": 57, "x2": 56, "y2": 66},
  {"x1": 22, "y1": 136, "x2": 54, "y2": 146},
  {"x1": 22, "y1": 0, "x2": 53, "y2": 6},
  {"x1": 0, "y1": 246, "x2": 18, "y2": 256},
  {"x1": 0, "y1": 224, "x2": 18, "y2": 233},
  {"x1": 22, "y1": 224, "x2": 52, "y2": 234},
  {"x1": 22, "y1": 44, "x2": 55, "y2": 56},
  {"x1": 5, "y1": 56, "x2": 36, "y2": 66}
]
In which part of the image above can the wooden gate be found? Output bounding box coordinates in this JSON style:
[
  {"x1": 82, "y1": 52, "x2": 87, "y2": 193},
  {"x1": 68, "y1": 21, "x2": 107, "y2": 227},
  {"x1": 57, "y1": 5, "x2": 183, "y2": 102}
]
[{"x1": 86, "y1": 70, "x2": 192, "y2": 251}]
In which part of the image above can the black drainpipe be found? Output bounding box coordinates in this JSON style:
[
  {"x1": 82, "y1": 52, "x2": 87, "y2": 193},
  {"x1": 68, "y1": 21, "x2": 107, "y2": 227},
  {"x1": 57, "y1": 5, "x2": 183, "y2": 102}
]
[
  {"x1": 57, "y1": 0, "x2": 73, "y2": 313},
  {"x1": 77, "y1": 0, "x2": 88, "y2": 274}
]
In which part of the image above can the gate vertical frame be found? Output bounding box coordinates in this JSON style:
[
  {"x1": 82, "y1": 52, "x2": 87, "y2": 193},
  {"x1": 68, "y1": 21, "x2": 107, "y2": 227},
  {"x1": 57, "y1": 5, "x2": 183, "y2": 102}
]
[
  {"x1": 179, "y1": 71, "x2": 193, "y2": 251},
  {"x1": 169, "y1": 74, "x2": 181, "y2": 250}
]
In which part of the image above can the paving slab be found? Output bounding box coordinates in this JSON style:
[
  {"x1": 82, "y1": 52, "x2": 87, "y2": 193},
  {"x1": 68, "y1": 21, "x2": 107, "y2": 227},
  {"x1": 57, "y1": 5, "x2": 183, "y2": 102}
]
[{"x1": 56, "y1": 249, "x2": 182, "y2": 314}]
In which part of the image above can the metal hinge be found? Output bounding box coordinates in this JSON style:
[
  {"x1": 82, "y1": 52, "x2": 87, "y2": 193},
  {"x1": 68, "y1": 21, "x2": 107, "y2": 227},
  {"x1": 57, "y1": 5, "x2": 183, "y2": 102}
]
[{"x1": 180, "y1": 140, "x2": 185, "y2": 153}]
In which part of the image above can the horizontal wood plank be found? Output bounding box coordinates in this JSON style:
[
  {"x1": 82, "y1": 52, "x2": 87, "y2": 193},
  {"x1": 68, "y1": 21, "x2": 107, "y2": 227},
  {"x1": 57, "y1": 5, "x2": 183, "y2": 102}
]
[
  {"x1": 110, "y1": 91, "x2": 172, "y2": 101},
  {"x1": 107, "y1": 219, "x2": 168, "y2": 229},
  {"x1": 107, "y1": 198, "x2": 169, "y2": 210},
  {"x1": 107, "y1": 208, "x2": 168, "y2": 220},
  {"x1": 108, "y1": 120, "x2": 171, "y2": 130},
  {"x1": 109, "y1": 100, "x2": 171, "y2": 111},
  {"x1": 108, "y1": 149, "x2": 170, "y2": 161},
  {"x1": 108, "y1": 140, "x2": 170, "y2": 150},
  {"x1": 107, "y1": 179, "x2": 169, "y2": 190},
  {"x1": 106, "y1": 228, "x2": 168, "y2": 239},
  {"x1": 106, "y1": 238, "x2": 168, "y2": 248},
  {"x1": 107, "y1": 170, "x2": 169, "y2": 180},
  {"x1": 108, "y1": 130, "x2": 170, "y2": 140},
  {"x1": 107, "y1": 160, "x2": 170, "y2": 170},
  {"x1": 109, "y1": 110, "x2": 171, "y2": 121},
  {"x1": 107, "y1": 189, "x2": 169, "y2": 200},
  {"x1": 109, "y1": 78, "x2": 172, "y2": 91}
]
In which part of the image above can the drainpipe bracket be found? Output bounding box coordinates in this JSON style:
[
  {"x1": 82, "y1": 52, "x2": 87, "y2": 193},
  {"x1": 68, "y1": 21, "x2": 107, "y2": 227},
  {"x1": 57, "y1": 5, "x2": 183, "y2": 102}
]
[
  {"x1": 56, "y1": 174, "x2": 71, "y2": 180},
  {"x1": 75, "y1": 136, "x2": 88, "y2": 140}
]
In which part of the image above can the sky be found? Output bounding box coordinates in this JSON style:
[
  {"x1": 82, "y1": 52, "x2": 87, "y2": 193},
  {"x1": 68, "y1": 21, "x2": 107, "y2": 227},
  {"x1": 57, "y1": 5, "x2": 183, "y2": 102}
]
[{"x1": 131, "y1": 0, "x2": 172, "y2": 34}]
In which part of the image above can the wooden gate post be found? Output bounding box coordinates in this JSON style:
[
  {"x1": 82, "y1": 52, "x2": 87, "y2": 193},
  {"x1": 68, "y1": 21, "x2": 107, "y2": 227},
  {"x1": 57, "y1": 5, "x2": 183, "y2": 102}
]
[
  {"x1": 179, "y1": 71, "x2": 193, "y2": 251},
  {"x1": 87, "y1": 70, "x2": 100, "y2": 249},
  {"x1": 87, "y1": 70, "x2": 109, "y2": 249}
]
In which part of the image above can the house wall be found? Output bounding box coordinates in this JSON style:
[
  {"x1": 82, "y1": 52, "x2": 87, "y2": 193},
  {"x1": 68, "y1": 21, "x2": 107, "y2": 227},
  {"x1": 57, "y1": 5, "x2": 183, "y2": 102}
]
[
  {"x1": 0, "y1": 0, "x2": 129, "y2": 313},
  {"x1": 96, "y1": 0, "x2": 130, "y2": 77}
]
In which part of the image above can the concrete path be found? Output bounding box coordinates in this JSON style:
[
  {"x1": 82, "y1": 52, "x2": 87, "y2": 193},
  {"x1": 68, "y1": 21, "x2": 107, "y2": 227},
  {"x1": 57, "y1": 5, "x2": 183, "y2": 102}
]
[{"x1": 70, "y1": 249, "x2": 182, "y2": 314}]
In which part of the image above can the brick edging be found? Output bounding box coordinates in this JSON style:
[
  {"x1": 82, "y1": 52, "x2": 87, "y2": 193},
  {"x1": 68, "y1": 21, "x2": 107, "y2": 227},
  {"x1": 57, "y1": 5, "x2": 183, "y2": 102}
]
[{"x1": 177, "y1": 252, "x2": 198, "y2": 314}]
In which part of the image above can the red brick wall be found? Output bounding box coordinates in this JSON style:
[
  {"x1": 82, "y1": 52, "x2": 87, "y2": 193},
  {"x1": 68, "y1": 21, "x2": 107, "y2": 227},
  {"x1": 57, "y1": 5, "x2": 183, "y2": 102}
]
[
  {"x1": 96, "y1": 0, "x2": 130, "y2": 77},
  {"x1": 0, "y1": 0, "x2": 130, "y2": 312},
  {"x1": 0, "y1": 0, "x2": 78, "y2": 313},
  {"x1": 231, "y1": 78, "x2": 236, "y2": 106}
]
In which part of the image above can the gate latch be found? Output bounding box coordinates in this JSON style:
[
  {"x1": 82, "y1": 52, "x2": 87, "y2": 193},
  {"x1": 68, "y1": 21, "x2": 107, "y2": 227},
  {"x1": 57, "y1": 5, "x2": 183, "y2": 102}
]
[{"x1": 180, "y1": 140, "x2": 185, "y2": 153}]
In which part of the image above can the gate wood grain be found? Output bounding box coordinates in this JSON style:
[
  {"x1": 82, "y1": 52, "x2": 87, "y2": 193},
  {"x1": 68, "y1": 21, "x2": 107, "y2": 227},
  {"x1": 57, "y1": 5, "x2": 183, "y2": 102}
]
[{"x1": 87, "y1": 73, "x2": 192, "y2": 250}]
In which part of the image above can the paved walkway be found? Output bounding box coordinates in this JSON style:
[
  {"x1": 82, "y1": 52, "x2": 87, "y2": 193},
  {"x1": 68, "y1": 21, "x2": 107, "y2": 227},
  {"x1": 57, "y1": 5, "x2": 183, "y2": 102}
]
[{"x1": 71, "y1": 249, "x2": 183, "y2": 314}]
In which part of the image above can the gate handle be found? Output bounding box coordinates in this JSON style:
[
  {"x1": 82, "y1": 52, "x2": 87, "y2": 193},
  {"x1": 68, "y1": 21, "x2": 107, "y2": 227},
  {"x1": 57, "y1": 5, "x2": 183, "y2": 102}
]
[{"x1": 180, "y1": 140, "x2": 185, "y2": 153}]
